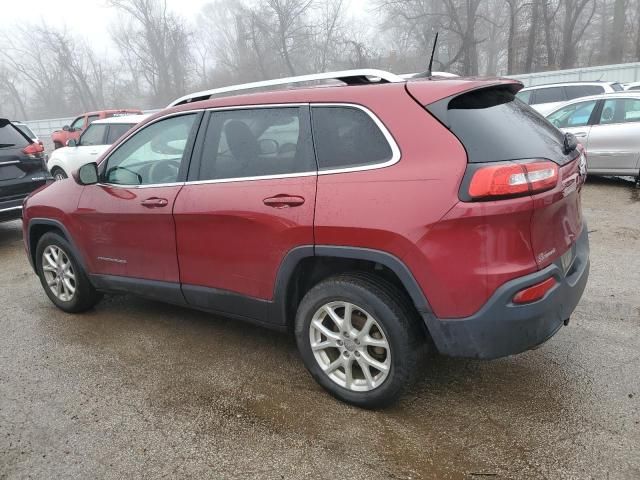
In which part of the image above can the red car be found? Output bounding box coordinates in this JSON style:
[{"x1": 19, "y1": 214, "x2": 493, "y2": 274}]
[
  {"x1": 23, "y1": 70, "x2": 590, "y2": 407},
  {"x1": 51, "y1": 109, "x2": 143, "y2": 149}
]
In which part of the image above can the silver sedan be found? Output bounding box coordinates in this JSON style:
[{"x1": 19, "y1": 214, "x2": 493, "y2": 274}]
[{"x1": 546, "y1": 92, "x2": 640, "y2": 182}]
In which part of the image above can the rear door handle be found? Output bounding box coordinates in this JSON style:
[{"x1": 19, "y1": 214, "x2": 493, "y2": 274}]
[
  {"x1": 263, "y1": 195, "x2": 305, "y2": 208},
  {"x1": 141, "y1": 197, "x2": 169, "y2": 208}
]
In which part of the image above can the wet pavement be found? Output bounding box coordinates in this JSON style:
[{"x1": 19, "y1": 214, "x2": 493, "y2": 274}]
[{"x1": 1, "y1": 178, "x2": 639, "y2": 479}]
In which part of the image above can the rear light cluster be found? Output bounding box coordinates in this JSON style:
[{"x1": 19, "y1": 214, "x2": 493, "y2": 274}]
[
  {"x1": 468, "y1": 160, "x2": 558, "y2": 200},
  {"x1": 22, "y1": 142, "x2": 45, "y2": 158}
]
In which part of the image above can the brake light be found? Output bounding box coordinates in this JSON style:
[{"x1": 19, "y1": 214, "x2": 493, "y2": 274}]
[
  {"x1": 468, "y1": 161, "x2": 558, "y2": 200},
  {"x1": 513, "y1": 277, "x2": 557, "y2": 304},
  {"x1": 22, "y1": 142, "x2": 45, "y2": 157}
]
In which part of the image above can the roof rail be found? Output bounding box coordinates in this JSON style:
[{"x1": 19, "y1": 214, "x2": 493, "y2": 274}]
[{"x1": 168, "y1": 69, "x2": 405, "y2": 107}]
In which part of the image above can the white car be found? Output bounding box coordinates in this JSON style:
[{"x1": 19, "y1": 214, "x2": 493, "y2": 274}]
[
  {"x1": 12, "y1": 121, "x2": 41, "y2": 145},
  {"x1": 47, "y1": 114, "x2": 148, "y2": 180},
  {"x1": 516, "y1": 81, "x2": 624, "y2": 116}
]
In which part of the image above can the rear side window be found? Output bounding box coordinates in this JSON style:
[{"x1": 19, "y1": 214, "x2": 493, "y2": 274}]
[
  {"x1": 611, "y1": 83, "x2": 624, "y2": 91},
  {"x1": 106, "y1": 123, "x2": 134, "y2": 144},
  {"x1": 80, "y1": 124, "x2": 108, "y2": 146},
  {"x1": 311, "y1": 106, "x2": 393, "y2": 170},
  {"x1": 599, "y1": 98, "x2": 640, "y2": 124},
  {"x1": 0, "y1": 121, "x2": 29, "y2": 148},
  {"x1": 565, "y1": 85, "x2": 604, "y2": 99},
  {"x1": 516, "y1": 90, "x2": 531, "y2": 104},
  {"x1": 199, "y1": 106, "x2": 315, "y2": 181},
  {"x1": 428, "y1": 86, "x2": 567, "y2": 164},
  {"x1": 87, "y1": 115, "x2": 100, "y2": 125},
  {"x1": 531, "y1": 87, "x2": 565, "y2": 105}
]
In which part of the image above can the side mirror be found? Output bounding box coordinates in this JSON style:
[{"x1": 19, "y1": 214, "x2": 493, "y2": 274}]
[
  {"x1": 75, "y1": 162, "x2": 99, "y2": 186},
  {"x1": 66, "y1": 139, "x2": 77, "y2": 147},
  {"x1": 62, "y1": 125, "x2": 70, "y2": 131},
  {"x1": 258, "y1": 138, "x2": 279, "y2": 155}
]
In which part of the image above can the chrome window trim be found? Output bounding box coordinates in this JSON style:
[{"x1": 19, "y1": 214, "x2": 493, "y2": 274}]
[
  {"x1": 0, "y1": 206, "x2": 22, "y2": 213},
  {"x1": 98, "y1": 102, "x2": 401, "y2": 189}
]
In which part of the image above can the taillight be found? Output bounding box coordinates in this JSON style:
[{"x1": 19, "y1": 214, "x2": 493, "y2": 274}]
[
  {"x1": 467, "y1": 160, "x2": 558, "y2": 200},
  {"x1": 22, "y1": 142, "x2": 45, "y2": 157},
  {"x1": 513, "y1": 277, "x2": 557, "y2": 304}
]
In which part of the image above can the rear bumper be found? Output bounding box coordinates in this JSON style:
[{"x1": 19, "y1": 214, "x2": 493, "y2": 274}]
[{"x1": 423, "y1": 225, "x2": 590, "y2": 359}]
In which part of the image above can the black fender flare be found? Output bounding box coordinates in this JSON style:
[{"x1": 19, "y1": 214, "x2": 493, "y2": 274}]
[{"x1": 27, "y1": 218, "x2": 89, "y2": 274}]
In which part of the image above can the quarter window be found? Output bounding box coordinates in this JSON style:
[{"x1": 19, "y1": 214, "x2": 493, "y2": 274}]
[
  {"x1": 199, "y1": 107, "x2": 315, "y2": 181},
  {"x1": 104, "y1": 114, "x2": 196, "y2": 185},
  {"x1": 599, "y1": 98, "x2": 640, "y2": 124},
  {"x1": 311, "y1": 106, "x2": 394, "y2": 170},
  {"x1": 547, "y1": 100, "x2": 597, "y2": 128},
  {"x1": 531, "y1": 87, "x2": 565, "y2": 105},
  {"x1": 516, "y1": 90, "x2": 532, "y2": 104}
]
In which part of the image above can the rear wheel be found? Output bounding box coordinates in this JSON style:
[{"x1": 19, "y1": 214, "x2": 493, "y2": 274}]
[
  {"x1": 51, "y1": 167, "x2": 67, "y2": 181},
  {"x1": 36, "y1": 232, "x2": 102, "y2": 313},
  {"x1": 295, "y1": 274, "x2": 423, "y2": 408}
]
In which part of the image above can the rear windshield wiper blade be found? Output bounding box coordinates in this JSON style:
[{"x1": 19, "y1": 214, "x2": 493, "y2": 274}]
[{"x1": 562, "y1": 132, "x2": 578, "y2": 155}]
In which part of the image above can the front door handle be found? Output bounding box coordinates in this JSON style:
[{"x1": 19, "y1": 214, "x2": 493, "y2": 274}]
[
  {"x1": 574, "y1": 132, "x2": 588, "y2": 138},
  {"x1": 263, "y1": 194, "x2": 305, "y2": 208},
  {"x1": 141, "y1": 197, "x2": 169, "y2": 208}
]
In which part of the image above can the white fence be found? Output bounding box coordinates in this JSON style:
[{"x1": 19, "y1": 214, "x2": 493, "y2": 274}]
[{"x1": 507, "y1": 62, "x2": 640, "y2": 86}]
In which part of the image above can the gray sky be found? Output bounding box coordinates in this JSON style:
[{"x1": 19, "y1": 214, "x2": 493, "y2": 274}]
[{"x1": 0, "y1": 0, "x2": 369, "y2": 55}]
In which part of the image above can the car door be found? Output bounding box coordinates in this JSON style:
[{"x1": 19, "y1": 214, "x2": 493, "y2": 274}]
[
  {"x1": 173, "y1": 105, "x2": 317, "y2": 321},
  {"x1": 74, "y1": 112, "x2": 201, "y2": 283},
  {"x1": 546, "y1": 98, "x2": 599, "y2": 146},
  {"x1": 587, "y1": 98, "x2": 640, "y2": 174}
]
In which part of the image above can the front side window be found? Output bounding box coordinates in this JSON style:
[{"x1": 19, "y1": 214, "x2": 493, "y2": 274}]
[
  {"x1": 79, "y1": 124, "x2": 108, "y2": 146},
  {"x1": 199, "y1": 106, "x2": 314, "y2": 181},
  {"x1": 547, "y1": 100, "x2": 598, "y2": 128},
  {"x1": 311, "y1": 106, "x2": 394, "y2": 170},
  {"x1": 532, "y1": 87, "x2": 565, "y2": 105},
  {"x1": 599, "y1": 98, "x2": 640, "y2": 124},
  {"x1": 104, "y1": 114, "x2": 196, "y2": 185},
  {"x1": 106, "y1": 123, "x2": 135, "y2": 144},
  {"x1": 70, "y1": 116, "x2": 84, "y2": 130}
]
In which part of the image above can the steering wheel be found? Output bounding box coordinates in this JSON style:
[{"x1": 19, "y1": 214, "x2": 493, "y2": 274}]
[{"x1": 148, "y1": 159, "x2": 181, "y2": 184}]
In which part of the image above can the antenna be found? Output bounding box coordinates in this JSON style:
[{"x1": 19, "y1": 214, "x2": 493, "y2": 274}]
[{"x1": 426, "y1": 32, "x2": 439, "y2": 78}]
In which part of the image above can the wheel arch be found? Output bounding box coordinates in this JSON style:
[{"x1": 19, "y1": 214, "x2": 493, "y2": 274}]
[{"x1": 28, "y1": 219, "x2": 88, "y2": 274}]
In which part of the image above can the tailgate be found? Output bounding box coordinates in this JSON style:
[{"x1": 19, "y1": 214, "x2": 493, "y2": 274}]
[{"x1": 530, "y1": 152, "x2": 587, "y2": 269}]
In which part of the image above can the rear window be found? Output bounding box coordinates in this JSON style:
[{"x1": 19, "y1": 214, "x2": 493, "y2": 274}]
[
  {"x1": 565, "y1": 85, "x2": 604, "y2": 99},
  {"x1": 428, "y1": 86, "x2": 568, "y2": 164},
  {"x1": 515, "y1": 90, "x2": 532, "y2": 104},
  {"x1": 0, "y1": 121, "x2": 30, "y2": 148},
  {"x1": 15, "y1": 124, "x2": 36, "y2": 139},
  {"x1": 611, "y1": 82, "x2": 624, "y2": 91},
  {"x1": 311, "y1": 106, "x2": 394, "y2": 170},
  {"x1": 531, "y1": 87, "x2": 565, "y2": 104}
]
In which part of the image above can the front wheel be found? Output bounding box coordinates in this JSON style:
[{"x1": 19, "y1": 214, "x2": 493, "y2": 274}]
[
  {"x1": 36, "y1": 232, "x2": 102, "y2": 313},
  {"x1": 295, "y1": 274, "x2": 423, "y2": 408},
  {"x1": 51, "y1": 167, "x2": 67, "y2": 181}
]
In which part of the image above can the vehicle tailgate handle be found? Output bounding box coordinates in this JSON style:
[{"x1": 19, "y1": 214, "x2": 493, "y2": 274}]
[
  {"x1": 141, "y1": 197, "x2": 169, "y2": 208},
  {"x1": 263, "y1": 195, "x2": 305, "y2": 208}
]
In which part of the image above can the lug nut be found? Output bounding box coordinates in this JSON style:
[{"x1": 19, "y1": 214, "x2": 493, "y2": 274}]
[
  {"x1": 337, "y1": 340, "x2": 343, "y2": 346},
  {"x1": 343, "y1": 332, "x2": 349, "y2": 338},
  {"x1": 343, "y1": 351, "x2": 350, "y2": 358},
  {"x1": 354, "y1": 351, "x2": 360, "y2": 357}
]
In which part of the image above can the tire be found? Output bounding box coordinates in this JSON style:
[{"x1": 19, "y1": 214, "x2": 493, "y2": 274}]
[
  {"x1": 35, "y1": 232, "x2": 102, "y2": 313},
  {"x1": 51, "y1": 167, "x2": 67, "y2": 181},
  {"x1": 294, "y1": 274, "x2": 423, "y2": 408}
]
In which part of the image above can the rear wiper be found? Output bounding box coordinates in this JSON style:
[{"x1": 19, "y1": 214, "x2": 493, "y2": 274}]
[
  {"x1": 562, "y1": 132, "x2": 577, "y2": 155},
  {"x1": 0, "y1": 143, "x2": 16, "y2": 147}
]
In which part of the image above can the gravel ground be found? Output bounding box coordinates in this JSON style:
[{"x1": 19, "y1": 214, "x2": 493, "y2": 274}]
[{"x1": 1, "y1": 177, "x2": 639, "y2": 480}]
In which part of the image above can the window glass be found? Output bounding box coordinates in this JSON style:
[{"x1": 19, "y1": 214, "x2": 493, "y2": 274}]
[
  {"x1": 547, "y1": 100, "x2": 597, "y2": 128},
  {"x1": 87, "y1": 115, "x2": 100, "y2": 125},
  {"x1": 106, "y1": 123, "x2": 135, "y2": 144},
  {"x1": 516, "y1": 90, "x2": 531, "y2": 104},
  {"x1": 611, "y1": 82, "x2": 624, "y2": 91},
  {"x1": 0, "y1": 121, "x2": 29, "y2": 147},
  {"x1": 199, "y1": 107, "x2": 314, "y2": 180},
  {"x1": 70, "y1": 117, "x2": 84, "y2": 130},
  {"x1": 564, "y1": 85, "x2": 603, "y2": 100},
  {"x1": 629, "y1": 85, "x2": 640, "y2": 91},
  {"x1": 311, "y1": 106, "x2": 393, "y2": 170},
  {"x1": 599, "y1": 98, "x2": 640, "y2": 124},
  {"x1": 531, "y1": 87, "x2": 565, "y2": 104},
  {"x1": 104, "y1": 114, "x2": 196, "y2": 185},
  {"x1": 15, "y1": 124, "x2": 36, "y2": 140},
  {"x1": 79, "y1": 124, "x2": 107, "y2": 146}
]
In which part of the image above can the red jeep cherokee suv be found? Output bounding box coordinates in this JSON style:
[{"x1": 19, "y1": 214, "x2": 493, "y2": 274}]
[{"x1": 22, "y1": 70, "x2": 589, "y2": 407}]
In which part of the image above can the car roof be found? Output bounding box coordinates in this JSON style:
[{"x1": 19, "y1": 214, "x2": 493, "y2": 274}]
[
  {"x1": 92, "y1": 114, "x2": 150, "y2": 125},
  {"x1": 544, "y1": 91, "x2": 640, "y2": 115},
  {"x1": 521, "y1": 81, "x2": 619, "y2": 90}
]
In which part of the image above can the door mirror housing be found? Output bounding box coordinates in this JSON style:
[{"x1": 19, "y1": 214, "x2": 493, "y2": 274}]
[
  {"x1": 66, "y1": 139, "x2": 77, "y2": 147},
  {"x1": 258, "y1": 138, "x2": 279, "y2": 155},
  {"x1": 62, "y1": 125, "x2": 70, "y2": 131},
  {"x1": 75, "y1": 162, "x2": 99, "y2": 185}
]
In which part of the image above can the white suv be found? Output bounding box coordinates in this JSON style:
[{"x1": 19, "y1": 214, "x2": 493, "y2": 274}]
[
  {"x1": 516, "y1": 81, "x2": 624, "y2": 115},
  {"x1": 47, "y1": 114, "x2": 148, "y2": 180}
]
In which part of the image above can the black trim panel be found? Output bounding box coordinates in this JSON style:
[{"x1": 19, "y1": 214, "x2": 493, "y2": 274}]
[
  {"x1": 28, "y1": 218, "x2": 89, "y2": 273},
  {"x1": 90, "y1": 274, "x2": 187, "y2": 305},
  {"x1": 182, "y1": 284, "x2": 270, "y2": 323}
]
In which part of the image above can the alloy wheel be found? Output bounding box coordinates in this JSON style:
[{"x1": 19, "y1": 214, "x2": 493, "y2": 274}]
[
  {"x1": 309, "y1": 301, "x2": 391, "y2": 392},
  {"x1": 42, "y1": 245, "x2": 76, "y2": 302}
]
